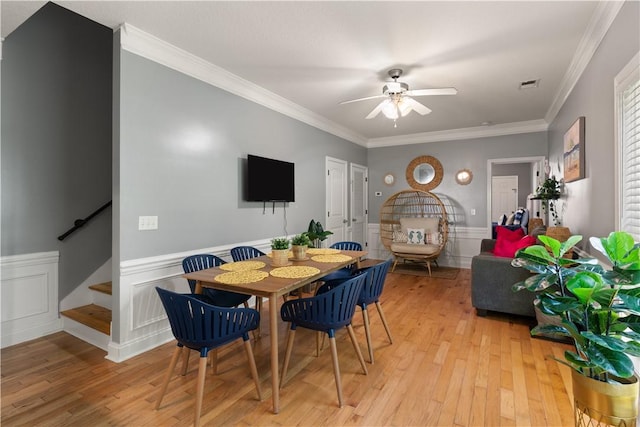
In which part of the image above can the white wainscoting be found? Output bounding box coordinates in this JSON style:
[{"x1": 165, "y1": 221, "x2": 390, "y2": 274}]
[
  {"x1": 107, "y1": 239, "x2": 272, "y2": 363},
  {"x1": 1, "y1": 251, "x2": 63, "y2": 348},
  {"x1": 367, "y1": 223, "x2": 488, "y2": 269}
]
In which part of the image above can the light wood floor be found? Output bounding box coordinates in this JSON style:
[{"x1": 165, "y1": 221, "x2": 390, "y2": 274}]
[{"x1": 1, "y1": 268, "x2": 576, "y2": 426}]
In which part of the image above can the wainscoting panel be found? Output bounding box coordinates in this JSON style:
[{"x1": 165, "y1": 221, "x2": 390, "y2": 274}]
[
  {"x1": 1, "y1": 252, "x2": 62, "y2": 348},
  {"x1": 108, "y1": 239, "x2": 271, "y2": 362}
]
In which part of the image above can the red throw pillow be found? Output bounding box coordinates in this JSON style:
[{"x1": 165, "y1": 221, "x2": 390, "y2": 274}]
[
  {"x1": 495, "y1": 225, "x2": 524, "y2": 242},
  {"x1": 494, "y1": 235, "x2": 537, "y2": 258}
]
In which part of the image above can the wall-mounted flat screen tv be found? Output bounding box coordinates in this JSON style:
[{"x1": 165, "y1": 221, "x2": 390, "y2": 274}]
[{"x1": 246, "y1": 154, "x2": 295, "y2": 202}]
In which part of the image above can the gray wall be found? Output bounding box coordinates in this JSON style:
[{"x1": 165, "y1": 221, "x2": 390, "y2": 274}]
[
  {"x1": 492, "y1": 162, "x2": 534, "y2": 208},
  {"x1": 115, "y1": 50, "x2": 366, "y2": 261},
  {"x1": 547, "y1": 1, "x2": 639, "y2": 244},
  {"x1": 367, "y1": 132, "x2": 547, "y2": 227},
  {"x1": 1, "y1": 3, "x2": 112, "y2": 299}
]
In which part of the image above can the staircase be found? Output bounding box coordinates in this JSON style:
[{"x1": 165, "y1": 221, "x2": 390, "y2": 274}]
[{"x1": 60, "y1": 282, "x2": 112, "y2": 351}]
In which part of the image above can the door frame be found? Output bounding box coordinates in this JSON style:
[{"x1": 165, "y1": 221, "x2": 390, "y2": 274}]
[
  {"x1": 349, "y1": 162, "x2": 368, "y2": 247},
  {"x1": 487, "y1": 156, "x2": 545, "y2": 237},
  {"x1": 325, "y1": 156, "x2": 348, "y2": 246}
]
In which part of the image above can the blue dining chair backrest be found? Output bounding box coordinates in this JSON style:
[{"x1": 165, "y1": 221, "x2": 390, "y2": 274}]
[
  {"x1": 281, "y1": 271, "x2": 367, "y2": 336},
  {"x1": 354, "y1": 259, "x2": 392, "y2": 308},
  {"x1": 330, "y1": 241, "x2": 362, "y2": 251},
  {"x1": 156, "y1": 287, "x2": 259, "y2": 354},
  {"x1": 230, "y1": 246, "x2": 266, "y2": 262},
  {"x1": 182, "y1": 254, "x2": 250, "y2": 308},
  {"x1": 182, "y1": 254, "x2": 226, "y2": 294}
]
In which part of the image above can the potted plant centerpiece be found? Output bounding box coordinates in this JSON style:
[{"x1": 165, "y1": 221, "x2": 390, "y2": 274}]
[
  {"x1": 270, "y1": 237, "x2": 290, "y2": 267},
  {"x1": 512, "y1": 231, "x2": 640, "y2": 425},
  {"x1": 290, "y1": 233, "x2": 310, "y2": 261},
  {"x1": 306, "y1": 219, "x2": 333, "y2": 248}
]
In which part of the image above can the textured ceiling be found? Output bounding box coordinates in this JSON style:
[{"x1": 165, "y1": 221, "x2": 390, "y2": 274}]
[{"x1": 3, "y1": 1, "x2": 611, "y2": 145}]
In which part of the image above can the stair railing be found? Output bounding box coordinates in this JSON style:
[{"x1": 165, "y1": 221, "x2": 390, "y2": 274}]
[{"x1": 58, "y1": 200, "x2": 112, "y2": 241}]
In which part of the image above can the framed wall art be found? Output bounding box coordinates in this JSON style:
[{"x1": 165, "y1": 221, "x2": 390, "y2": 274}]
[{"x1": 563, "y1": 116, "x2": 585, "y2": 182}]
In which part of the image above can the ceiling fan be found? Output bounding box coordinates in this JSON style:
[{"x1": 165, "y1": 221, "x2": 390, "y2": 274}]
[{"x1": 341, "y1": 69, "x2": 457, "y2": 121}]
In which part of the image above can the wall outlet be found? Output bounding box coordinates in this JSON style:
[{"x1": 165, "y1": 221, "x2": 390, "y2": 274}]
[
  {"x1": 470, "y1": 208, "x2": 476, "y2": 216},
  {"x1": 375, "y1": 191, "x2": 382, "y2": 197},
  {"x1": 138, "y1": 215, "x2": 158, "y2": 230}
]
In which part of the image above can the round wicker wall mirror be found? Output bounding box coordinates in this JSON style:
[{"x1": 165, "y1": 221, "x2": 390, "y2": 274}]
[{"x1": 406, "y1": 155, "x2": 443, "y2": 191}]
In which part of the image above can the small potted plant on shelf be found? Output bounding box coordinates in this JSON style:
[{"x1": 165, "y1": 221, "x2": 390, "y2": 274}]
[
  {"x1": 512, "y1": 231, "x2": 640, "y2": 426},
  {"x1": 534, "y1": 175, "x2": 563, "y2": 224},
  {"x1": 306, "y1": 219, "x2": 333, "y2": 248},
  {"x1": 270, "y1": 237, "x2": 290, "y2": 267},
  {"x1": 290, "y1": 233, "x2": 310, "y2": 261}
]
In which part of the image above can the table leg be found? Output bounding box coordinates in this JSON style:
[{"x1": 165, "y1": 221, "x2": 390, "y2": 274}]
[
  {"x1": 269, "y1": 294, "x2": 280, "y2": 413},
  {"x1": 194, "y1": 280, "x2": 202, "y2": 295}
]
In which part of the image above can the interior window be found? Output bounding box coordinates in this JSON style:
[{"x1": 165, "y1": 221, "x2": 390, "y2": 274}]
[{"x1": 616, "y1": 52, "x2": 640, "y2": 241}]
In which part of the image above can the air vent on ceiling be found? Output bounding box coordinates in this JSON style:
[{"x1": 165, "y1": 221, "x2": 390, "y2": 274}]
[{"x1": 519, "y1": 79, "x2": 540, "y2": 90}]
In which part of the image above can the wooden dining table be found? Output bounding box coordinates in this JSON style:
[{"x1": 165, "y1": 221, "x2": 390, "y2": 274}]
[{"x1": 182, "y1": 249, "x2": 367, "y2": 414}]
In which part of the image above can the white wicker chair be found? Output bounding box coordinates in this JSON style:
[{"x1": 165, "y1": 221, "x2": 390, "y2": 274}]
[{"x1": 379, "y1": 190, "x2": 449, "y2": 276}]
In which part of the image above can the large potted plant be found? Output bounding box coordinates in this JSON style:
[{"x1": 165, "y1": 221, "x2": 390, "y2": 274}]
[
  {"x1": 306, "y1": 219, "x2": 333, "y2": 248},
  {"x1": 270, "y1": 237, "x2": 290, "y2": 267},
  {"x1": 512, "y1": 231, "x2": 640, "y2": 425}
]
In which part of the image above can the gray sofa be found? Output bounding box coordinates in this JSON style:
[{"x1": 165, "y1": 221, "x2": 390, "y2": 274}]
[{"x1": 471, "y1": 239, "x2": 536, "y2": 317}]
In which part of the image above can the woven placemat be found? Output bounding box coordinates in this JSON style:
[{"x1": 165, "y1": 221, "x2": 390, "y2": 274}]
[
  {"x1": 214, "y1": 270, "x2": 269, "y2": 284},
  {"x1": 306, "y1": 248, "x2": 340, "y2": 255},
  {"x1": 270, "y1": 266, "x2": 320, "y2": 279},
  {"x1": 311, "y1": 254, "x2": 353, "y2": 263},
  {"x1": 219, "y1": 260, "x2": 266, "y2": 271}
]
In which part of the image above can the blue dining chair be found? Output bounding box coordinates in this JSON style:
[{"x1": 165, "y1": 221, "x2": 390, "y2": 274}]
[
  {"x1": 280, "y1": 272, "x2": 368, "y2": 408},
  {"x1": 182, "y1": 254, "x2": 251, "y2": 308},
  {"x1": 230, "y1": 246, "x2": 268, "y2": 332},
  {"x1": 330, "y1": 241, "x2": 363, "y2": 251},
  {"x1": 315, "y1": 260, "x2": 393, "y2": 364},
  {"x1": 182, "y1": 254, "x2": 254, "y2": 365},
  {"x1": 230, "y1": 246, "x2": 266, "y2": 262},
  {"x1": 155, "y1": 288, "x2": 262, "y2": 427},
  {"x1": 320, "y1": 241, "x2": 363, "y2": 281},
  {"x1": 353, "y1": 259, "x2": 393, "y2": 363}
]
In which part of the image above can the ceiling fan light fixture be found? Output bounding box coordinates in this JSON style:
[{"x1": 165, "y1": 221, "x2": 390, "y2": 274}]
[
  {"x1": 382, "y1": 100, "x2": 399, "y2": 119},
  {"x1": 398, "y1": 99, "x2": 413, "y2": 117}
]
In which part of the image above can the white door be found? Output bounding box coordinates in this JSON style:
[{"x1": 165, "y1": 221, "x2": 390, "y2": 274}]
[
  {"x1": 325, "y1": 157, "x2": 348, "y2": 246},
  {"x1": 491, "y1": 175, "x2": 518, "y2": 221},
  {"x1": 350, "y1": 163, "x2": 368, "y2": 248}
]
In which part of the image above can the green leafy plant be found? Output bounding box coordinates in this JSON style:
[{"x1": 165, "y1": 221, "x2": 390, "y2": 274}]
[
  {"x1": 270, "y1": 237, "x2": 290, "y2": 250},
  {"x1": 291, "y1": 233, "x2": 311, "y2": 246},
  {"x1": 535, "y1": 176, "x2": 563, "y2": 226},
  {"x1": 306, "y1": 219, "x2": 333, "y2": 248},
  {"x1": 512, "y1": 232, "x2": 640, "y2": 382}
]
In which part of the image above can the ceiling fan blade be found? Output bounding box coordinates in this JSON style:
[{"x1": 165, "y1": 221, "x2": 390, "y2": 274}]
[
  {"x1": 340, "y1": 94, "x2": 386, "y2": 105},
  {"x1": 406, "y1": 88, "x2": 458, "y2": 97},
  {"x1": 404, "y1": 97, "x2": 432, "y2": 115},
  {"x1": 365, "y1": 99, "x2": 389, "y2": 119}
]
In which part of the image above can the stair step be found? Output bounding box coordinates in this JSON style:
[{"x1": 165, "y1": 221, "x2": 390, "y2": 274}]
[
  {"x1": 61, "y1": 304, "x2": 111, "y2": 335},
  {"x1": 89, "y1": 281, "x2": 112, "y2": 295}
]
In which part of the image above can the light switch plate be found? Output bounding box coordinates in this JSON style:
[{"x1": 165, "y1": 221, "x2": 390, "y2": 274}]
[{"x1": 138, "y1": 216, "x2": 158, "y2": 230}]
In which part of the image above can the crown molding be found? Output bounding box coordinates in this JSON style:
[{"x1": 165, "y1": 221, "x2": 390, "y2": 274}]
[
  {"x1": 117, "y1": 23, "x2": 368, "y2": 147},
  {"x1": 366, "y1": 119, "x2": 549, "y2": 148},
  {"x1": 545, "y1": 1, "x2": 625, "y2": 124}
]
